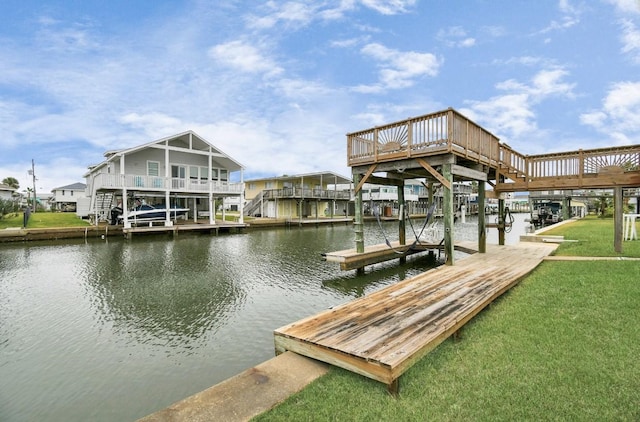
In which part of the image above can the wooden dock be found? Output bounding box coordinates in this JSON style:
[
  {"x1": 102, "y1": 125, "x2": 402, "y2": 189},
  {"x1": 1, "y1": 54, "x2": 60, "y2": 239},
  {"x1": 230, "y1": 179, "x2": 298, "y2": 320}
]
[
  {"x1": 322, "y1": 240, "x2": 477, "y2": 271},
  {"x1": 122, "y1": 221, "x2": 247, "y2": 238},
  {"x1": 274, "y1": 241, "x2": 558, "y2": 394}
]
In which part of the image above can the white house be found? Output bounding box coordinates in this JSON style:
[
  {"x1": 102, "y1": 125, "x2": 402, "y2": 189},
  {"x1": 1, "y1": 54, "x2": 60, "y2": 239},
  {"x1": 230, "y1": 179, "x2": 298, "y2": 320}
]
[
  {"x1": 52, "y1": 182, "x2": 86, "y2": 212},
  {"x1": 244, "y1": 172, "x2": 352, "y2": 219},
  {"x1": 0, "y1": 183, "x2": 15, "y2": 201},
  {"x1": 83, "y1": 131, "x2": 245, "y2": 227}
]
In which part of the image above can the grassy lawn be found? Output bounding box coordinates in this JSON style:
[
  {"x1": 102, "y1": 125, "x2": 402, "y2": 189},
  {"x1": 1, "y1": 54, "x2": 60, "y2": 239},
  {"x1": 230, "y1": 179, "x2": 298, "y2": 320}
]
[
  {"x1": 0, "y1": 212, "x2": 90, "y2": 229},
  {"x1": 543, "y1": 215, "x2": 640, "y2": 257},
  {"x1": 255, "y1": 217, "x2": 640, "y2": 421}
]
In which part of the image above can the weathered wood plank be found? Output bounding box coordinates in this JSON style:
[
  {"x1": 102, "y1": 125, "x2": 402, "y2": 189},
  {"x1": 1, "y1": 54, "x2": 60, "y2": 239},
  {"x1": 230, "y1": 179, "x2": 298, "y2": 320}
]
[{"x1": 274, "y1": 242, "x2": 558, "y2": 390}]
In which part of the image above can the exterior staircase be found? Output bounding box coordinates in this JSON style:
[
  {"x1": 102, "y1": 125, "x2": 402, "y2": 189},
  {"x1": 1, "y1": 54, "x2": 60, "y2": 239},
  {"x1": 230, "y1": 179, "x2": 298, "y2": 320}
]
[
  {"x1": 93, "y1": 192, "x2": 115, "y2": 223},
  {"x1": 244, "y1": 191, "x2": 267, "y2": 217}
]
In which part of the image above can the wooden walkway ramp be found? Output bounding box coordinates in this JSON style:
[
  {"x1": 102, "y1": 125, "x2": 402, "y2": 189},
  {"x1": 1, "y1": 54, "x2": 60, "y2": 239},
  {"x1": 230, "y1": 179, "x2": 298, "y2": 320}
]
[{"x1": 274, "y1": 241, "x2": 558, "y2": 394}]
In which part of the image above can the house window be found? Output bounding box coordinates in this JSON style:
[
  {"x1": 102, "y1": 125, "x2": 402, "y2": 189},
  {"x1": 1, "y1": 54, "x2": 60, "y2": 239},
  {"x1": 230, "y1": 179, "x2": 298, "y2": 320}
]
[
  {"x1": 147, "y1": 161, "x2": 160, "y2": 176},
  {"x1": 220, "y1": 169, "x2": 228, "y2": 181},
  {"x1": 71, "y1": 191, "x2": 74, "y2": 196},
  {"x1": 190, "y1": 166, "x2": 199, "y2": 181},
  {"x1": 62, "y1": 190, "x2": 65, "y2": 196},
  {"x1": 211, "y1": 169, "x2": 218, "y2": 180},
  {"x1": 248, "y1": 183, "x2": 256, "y2": 190},
  {"x1": 171, "y1": 165, "x2": 186, "y2": 178}
]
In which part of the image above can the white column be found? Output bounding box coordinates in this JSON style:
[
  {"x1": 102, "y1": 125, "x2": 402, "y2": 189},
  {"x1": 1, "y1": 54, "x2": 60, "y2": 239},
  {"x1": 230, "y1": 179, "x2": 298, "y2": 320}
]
[{"x1": 239, "y1": 168, "x2": 244, "y2": 224}]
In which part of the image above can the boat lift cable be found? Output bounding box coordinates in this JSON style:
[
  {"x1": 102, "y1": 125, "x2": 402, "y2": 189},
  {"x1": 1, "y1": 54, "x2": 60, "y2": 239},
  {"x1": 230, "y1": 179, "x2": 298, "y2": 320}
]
[
  {"x1": 496, "y1": 206, "x2": 515, "y2": 233},
  {"x1": 373, "y1": 205, "x2": 405, "y2": 254},
  {"x1": 407, "y1": 203, "x2": 437, "y2": 242},
  {"x1": 373, "y1": 203, "x2": 437, "y2": 255}
]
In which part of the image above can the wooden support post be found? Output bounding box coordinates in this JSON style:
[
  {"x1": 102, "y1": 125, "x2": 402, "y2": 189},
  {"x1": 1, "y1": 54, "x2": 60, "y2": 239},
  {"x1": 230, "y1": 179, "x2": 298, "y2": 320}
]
[
  {"x1": 354, "y1": 173, "x2": 365, "y2": 274},
  {"x1": 398, "y1": 182, "x2": 406, "y2": 264},
  {"x1": 478, "y1": 181, "x2": 486, "y2": 253},
  {"x1": 498, "y1": 195, "x2": 505, "y2": 246},
  {"x1": 443, "y1": 163, "x2": 454, "y2": 265},
  {"x1": 614, "y1": 186, "x2": 623, "y2": 253},
  {"x1": 562, "y1": 196, "x2": 570, "y2": 221},
  {"x1": 388, "y1": 378, "x2": 399, "y2": 397},
  {"x1": 497, "y1": 174, "x2": 506, "y2": 246}
]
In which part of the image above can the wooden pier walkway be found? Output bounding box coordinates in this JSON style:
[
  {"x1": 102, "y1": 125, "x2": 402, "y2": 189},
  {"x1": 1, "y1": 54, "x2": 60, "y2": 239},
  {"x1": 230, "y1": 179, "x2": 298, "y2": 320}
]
[{"x1": 274, "y1": 241, "x2": 558, "y2": 394}]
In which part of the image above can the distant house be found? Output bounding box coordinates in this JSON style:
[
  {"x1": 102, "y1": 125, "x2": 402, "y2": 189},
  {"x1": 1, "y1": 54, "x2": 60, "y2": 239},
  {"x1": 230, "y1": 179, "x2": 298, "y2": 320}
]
[
  {"x1": 52, "y1": 182, "x2": 86, "y2": 212},
  {"x1": 0, "y1": 183, "x2": 15, "y2": 201},
  {"x1": 244, "y1": 172, "x2": 352, "y2": 219},
  {"x1": 83, "y1": 131, "x2": 245, "y2": 227}
]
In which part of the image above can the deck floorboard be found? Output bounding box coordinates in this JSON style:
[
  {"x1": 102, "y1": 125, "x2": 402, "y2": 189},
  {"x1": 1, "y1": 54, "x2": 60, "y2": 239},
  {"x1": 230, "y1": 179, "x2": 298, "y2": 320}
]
[{"x1": 274, "y1": 242, "x2": 558, "y2": 390}]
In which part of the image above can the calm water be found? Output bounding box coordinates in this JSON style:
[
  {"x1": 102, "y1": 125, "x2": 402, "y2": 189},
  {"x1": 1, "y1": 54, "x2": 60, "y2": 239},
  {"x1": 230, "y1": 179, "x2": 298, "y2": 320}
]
[{"x1": 0, "y1": 215, "x2": 528, "y2": 421}]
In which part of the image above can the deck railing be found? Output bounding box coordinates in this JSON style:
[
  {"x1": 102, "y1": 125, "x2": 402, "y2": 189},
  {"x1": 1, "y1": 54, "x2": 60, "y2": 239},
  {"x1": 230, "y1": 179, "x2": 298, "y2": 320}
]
[
  {"x1": 347, "y1": 108, "x2": 640, "y2": 189},
  {"x1": 92, "y1": 173, "x2": 244, "y2": 194},
  {"x1": 347, "y1": 108, "x2": 503, "y2": 168},
  {"x1": 526, "y1": 145, "x2": 640, "y2": 179}
]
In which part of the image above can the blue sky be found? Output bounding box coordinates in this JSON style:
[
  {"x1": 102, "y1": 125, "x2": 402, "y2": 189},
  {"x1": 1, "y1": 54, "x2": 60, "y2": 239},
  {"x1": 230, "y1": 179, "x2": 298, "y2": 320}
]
[{"x1": 1, "y1": 0, "x2": 639, "y2": 192}]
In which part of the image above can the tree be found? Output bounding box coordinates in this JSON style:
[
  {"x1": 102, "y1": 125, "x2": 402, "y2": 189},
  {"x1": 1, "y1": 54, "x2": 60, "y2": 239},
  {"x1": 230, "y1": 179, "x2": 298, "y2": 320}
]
[{"x1": 2, "y1": 177, "x2": 19, "y2": 190}]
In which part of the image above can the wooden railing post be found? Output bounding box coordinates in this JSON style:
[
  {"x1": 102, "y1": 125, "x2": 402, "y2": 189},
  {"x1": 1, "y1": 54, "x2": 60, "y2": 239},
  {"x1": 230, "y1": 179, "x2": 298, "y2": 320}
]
[{"x1": 407, "y1": 120, "x2": 413, "y2": 157}]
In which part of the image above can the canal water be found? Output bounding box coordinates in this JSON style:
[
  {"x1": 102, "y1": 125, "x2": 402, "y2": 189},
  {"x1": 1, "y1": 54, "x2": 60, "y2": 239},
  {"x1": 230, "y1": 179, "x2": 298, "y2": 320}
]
[{"x1": 0, "y1": 214, "x2": 529, "y2": 421}]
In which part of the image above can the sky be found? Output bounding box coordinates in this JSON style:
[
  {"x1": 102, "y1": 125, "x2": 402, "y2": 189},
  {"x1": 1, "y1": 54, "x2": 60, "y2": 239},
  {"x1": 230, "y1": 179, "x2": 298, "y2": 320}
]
[{"x1": 1, "y1": 0, "x2": 639, "y2": 193}]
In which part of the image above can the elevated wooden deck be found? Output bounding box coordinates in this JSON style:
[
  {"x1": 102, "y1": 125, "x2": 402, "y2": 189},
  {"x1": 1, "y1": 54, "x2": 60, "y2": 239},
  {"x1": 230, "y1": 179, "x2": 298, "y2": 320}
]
[
  {"x1": 274, "y1": 241, "x2": 558, "y2": 393},
  {"x1": 347, "y1": 108, "x2": 640, "y2": 191}
]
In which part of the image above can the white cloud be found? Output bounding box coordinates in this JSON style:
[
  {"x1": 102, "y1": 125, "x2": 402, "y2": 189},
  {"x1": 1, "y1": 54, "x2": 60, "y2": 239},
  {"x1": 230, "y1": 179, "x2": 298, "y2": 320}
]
[
  {"x1": 360, "y1": 0, "x2": 417, "y2": 15},
  {"x1": 245, "y1": 1, "x2": 318, "y2": 29},
  {"x1": 606, "y1": 0, "x2": 640, "y2": 15},
  {"x1": 461, "y1": 68, "x2": 575, "y2": 146},
  {"x1": 580, "y1": 81, "x2": 640, "y2": 144},
  {"x1": 353, "y1": 43, "x2": 441, "y2": 92},
  {"x1": 209, "y1": 40, "x2": 283, "y2": 77},
  {"x1": 244, "y1": 0, "x2": 415, "y2": 30},
  {"x1": 579, "y1": 111, "x2": 607, "y2": 128},
  {"x1": 437, "y1": 26, "x2": 476, "y2": 48},
  {"x1": 35, "y1": 15, "x2": 101, "y2": 53},
  {"x1": 620, "y1": 19, "x2": 640, "y2": 63},
  {"x1": 536, "y1": 0, "x2": 582, "y2": 35}
]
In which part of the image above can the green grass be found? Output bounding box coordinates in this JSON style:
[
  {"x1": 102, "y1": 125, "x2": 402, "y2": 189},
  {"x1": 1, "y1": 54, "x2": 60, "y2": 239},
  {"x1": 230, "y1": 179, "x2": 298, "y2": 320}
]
[
  {"x1": 254, "y1": 217, "x2": 640, "y2": 421},
  {"x1": 0, "y1": 212, "x2": 90, "y2": 229},
  {"x1": 543, "y1": 215, "x2": 640, "y2": 257}
]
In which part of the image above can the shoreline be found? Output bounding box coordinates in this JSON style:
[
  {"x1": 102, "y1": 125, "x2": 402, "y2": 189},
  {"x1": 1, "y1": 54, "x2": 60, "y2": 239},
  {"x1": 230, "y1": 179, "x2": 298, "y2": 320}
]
[{"x1": 0, "y1": 217, "x2": 356, "y2": 243}]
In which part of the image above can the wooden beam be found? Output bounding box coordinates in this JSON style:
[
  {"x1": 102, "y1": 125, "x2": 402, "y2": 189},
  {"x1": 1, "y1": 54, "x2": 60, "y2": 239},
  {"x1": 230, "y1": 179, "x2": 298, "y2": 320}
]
[
  {"x1": 368, "y1": 175, "x2": 405, "y2": 187},
  {"x1": 417, "y1": 158, "x2": 451, "y2": 190},
  {"x1": 451, "y1": 164, "x2": 487, "y2": 181},
  {"x1": 354, "y1": 164, "x2": 377, "y2": 193},
  {"x1": 614, "y1": 186, "x2": 623, "y2": 253},
  {"x1": 351, "y1": 155, "x2": 455, "y2": 175}
]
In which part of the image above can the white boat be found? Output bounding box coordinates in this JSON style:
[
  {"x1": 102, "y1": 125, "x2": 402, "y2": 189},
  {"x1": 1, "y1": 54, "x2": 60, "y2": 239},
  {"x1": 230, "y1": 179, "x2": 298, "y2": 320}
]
[{"x1": 117, "y1": 204, "x2": 189, "y2": 222}]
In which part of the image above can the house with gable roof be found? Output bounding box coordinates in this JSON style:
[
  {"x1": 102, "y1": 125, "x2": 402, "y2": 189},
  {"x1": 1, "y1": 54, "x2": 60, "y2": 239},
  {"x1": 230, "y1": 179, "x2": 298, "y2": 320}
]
[
  {"x1": 83, "y1": 131, "x2": 245, "y2": 227},
  {"x1": 244, "y1": 172, "x2": 352, "y2": 219},
  {"x1": 52, "y1": 182, "x2": 87, "y2": 212}
]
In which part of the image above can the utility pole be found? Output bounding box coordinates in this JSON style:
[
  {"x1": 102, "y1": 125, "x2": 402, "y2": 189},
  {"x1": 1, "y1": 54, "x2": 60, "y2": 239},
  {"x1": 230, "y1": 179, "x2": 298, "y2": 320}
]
[{"x1": 28, "y1": 159, "x2": 37, "y2": 212}]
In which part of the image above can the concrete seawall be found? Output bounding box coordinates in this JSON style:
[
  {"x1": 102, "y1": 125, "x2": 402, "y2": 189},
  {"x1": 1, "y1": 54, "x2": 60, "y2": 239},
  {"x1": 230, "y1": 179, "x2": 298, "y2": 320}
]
[
  {"x1": 138, "y1": 352, "x2": 329, "y2": 422},
  {"x1": 0, "y1": 217, "x2": 354, "y2": 243}
]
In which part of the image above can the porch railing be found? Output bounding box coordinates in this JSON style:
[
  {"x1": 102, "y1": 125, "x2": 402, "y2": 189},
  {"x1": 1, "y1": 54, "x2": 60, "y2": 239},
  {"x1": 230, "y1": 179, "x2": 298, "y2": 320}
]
[
  {"x1": 262, "y1": 187, "x2": 351, "y2": 200},
  {"x1": 92, "y1": 173, "x2": 244, "y2": 194}
]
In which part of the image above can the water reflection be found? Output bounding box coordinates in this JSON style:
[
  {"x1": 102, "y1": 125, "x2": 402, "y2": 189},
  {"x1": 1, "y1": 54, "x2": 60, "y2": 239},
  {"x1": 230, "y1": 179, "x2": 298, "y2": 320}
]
[
  {"x1": 0, "y1": 215, "x2": 530, "y2": 422},
  {"x1": 322, "y1": 253, "x2": 441, "y2": 297},
  {"x1": 79, "y1": 236, "x2": 246, "y2": 347}
]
